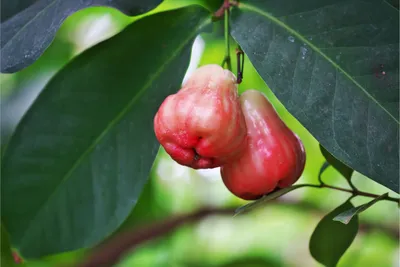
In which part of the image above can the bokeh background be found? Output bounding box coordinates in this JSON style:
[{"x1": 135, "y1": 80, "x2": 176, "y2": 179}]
[{"x1": 1, "y1": 2, "x2": 399, "y2": 266}]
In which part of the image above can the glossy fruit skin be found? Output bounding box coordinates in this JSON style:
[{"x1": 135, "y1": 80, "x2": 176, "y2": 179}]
[
  {"x1": 154, "y1": 64, "x2": 247, "y2": 169},
  {"x1": 221, "y1": 90, "x2": 306, "y2": 200}
]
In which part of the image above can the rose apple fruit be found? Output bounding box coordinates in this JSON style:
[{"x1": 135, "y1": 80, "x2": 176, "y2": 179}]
[
  {"x1": 154, "y1": 64, "x2": 247, "y2": 169},
  {"x1": 221, "y1": 90, "x2": 306, "y2": 200}
]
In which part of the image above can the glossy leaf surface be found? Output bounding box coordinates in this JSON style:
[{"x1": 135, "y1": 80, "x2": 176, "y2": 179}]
[
  {"x1": 1, "y1": 6, "x2": 210, "y2": 258},
  {"x1": 1, "y1": 0, "x2": 162, "y2": 73},
  {"x1": 231, "y1": 0, "x2": 399, "y2": 192}
]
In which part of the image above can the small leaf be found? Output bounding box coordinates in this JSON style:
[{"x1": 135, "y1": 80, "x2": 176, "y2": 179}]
[
  {"x1": 333, "y1": 193, "x2": 388, "y2": 224},
  {"x1": 1, "y1": 0, "x2": 163, "y2": 73},
  {"x1": 309, "y1": 201, "x2": 359, "y2": 267},
  {"x1": 235, "y1": 185, "x2": 304, "y2": 215},
  {"x1": 230, "y1": 0, "x2": 399, "y2": 193},
  {"x1": 320, "y1": 145, "x2": 353, "y2": 180},
  {"x1": 1, "y1": 6, "x2": 210, "y2": 258}
]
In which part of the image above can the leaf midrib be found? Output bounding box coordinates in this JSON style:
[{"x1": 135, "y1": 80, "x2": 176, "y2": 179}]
[
  {"x1": 19, "y1": 16, "x2": 211, "y2": 244},
  {"x1": 239, "y1": 2, "x2": 399, "y2": 125}
]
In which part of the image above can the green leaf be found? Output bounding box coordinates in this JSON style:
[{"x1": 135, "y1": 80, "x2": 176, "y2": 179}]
[
  {"x1": 230, "y1": 0, "x2": 399, "y2": 193},
  {"x1": 1, "y1": 224, "x2": 17, "y2": 267},
  {"x1": 333, "y1": 193, "x2": 388, "y2": 224},
  {"x1": 309, "y1": 201, "x2": 359, "y2": 267},
  {"x1": 0, "y1": 0, "x2": 163, "y2": 73},
  {"x1": 320, "y1": 145, "x2": 353, "y2": 180},
  {"x1": 235, "y1": 185, "x2": 304, "y2": 215},
  {"x1": 1, "y1": 6, "x2": 210, "y2": 258}
]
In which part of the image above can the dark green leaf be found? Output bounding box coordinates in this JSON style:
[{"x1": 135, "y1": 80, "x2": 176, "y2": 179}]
[
  {"x1": 333, "y1": 193, "x2": 388, "y2": 224},
  {"x1": 309, "y1": 201, "x2": 359, "y2": 267},
  {"x1": 0, "y1": 0, "x2": 162, "y2": 73},
  {"x1": 385, "y1": 0, "x2": 399, "y2": 9},
  {"x1": 235, "y1": 185, "x2": 304, "y2": 215},
  {"x1": 1, "y1": 224, "x2": 17, "y2": 267},
  {"x1": 1, "y1": 37, "x2": 75, "y2": 147},
  {"x1": 320, "y1": 145, "x2": 353, "y2": 180},
  {"x1": 1, "y1": 6, "x2": 210, "y2": 258},
  {"x1": 230, "y1": 0, "x2": 399, "y2": 193}
]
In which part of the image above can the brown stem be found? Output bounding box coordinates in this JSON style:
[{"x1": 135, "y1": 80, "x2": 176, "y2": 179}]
[
  {"x1": 74, "y1": 208, "x2": 234, "y2": 267},
  {"x1": 298, "y1": 183, "x2": 399, "y2": 204},
  {"x1": 323, "y1": 184, "x2": 399, "y2": 202},
  {"x1": 72, "y1": 196, "x2": 398, "y2": 267},
  {"x1": 315, "y1": 162, "x2": 399, "y2": 203},
  {"x1": 214, "y1": 0, "x2": 238, "y2": 18}
]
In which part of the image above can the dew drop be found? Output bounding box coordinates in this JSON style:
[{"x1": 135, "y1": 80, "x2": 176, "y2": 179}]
[
  {"x1": 287, "y1": 36, "x2": 295, "y2": 43},
  {"x1": 300, "y1": 46, "x2": 308, "y2": 59}
]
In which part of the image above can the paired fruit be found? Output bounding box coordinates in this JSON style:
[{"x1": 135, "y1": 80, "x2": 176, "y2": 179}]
[
  {"x1": 154, "y1": 64, "x2": 247, "y2": 169},
  {"x1": 220, "y1": 90, "x2": 306, "y2": 200},
  {"x1": 154, "y1": 64, "x2": 306, "y2": 200}
]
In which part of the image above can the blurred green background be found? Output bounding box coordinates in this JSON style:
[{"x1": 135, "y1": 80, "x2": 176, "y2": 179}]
[{"x1": 1, "y1": 2, "x2": 398, "y2": 267}]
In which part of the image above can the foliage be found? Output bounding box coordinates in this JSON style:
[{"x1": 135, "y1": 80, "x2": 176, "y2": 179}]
[
  {"x1": 1, "y1": 0, "x2": 398, "y2": 266},
  {"x1": 1, "y1": 5, "x2": 210, "y2": 258},
  {"x1": 309, "y1": 200, "x2": 359, "y2": 267},
  {"x1": 230, "y1": 0, "x2": 399, "y2": 193}
]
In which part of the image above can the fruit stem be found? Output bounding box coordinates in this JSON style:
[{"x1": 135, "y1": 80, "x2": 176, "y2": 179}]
[
  {"x1": 221, "y1": 0, "x2": 232, "y2": 70},
  {"x1": 236, "y1": 46, "x2": 244, "y2": 83}
]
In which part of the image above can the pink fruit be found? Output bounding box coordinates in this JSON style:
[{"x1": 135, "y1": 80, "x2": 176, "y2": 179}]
[
  {"x1": 221, "y1": 90, "x2": 306, "y2": 200},
  {"x1": 154, "y1": 64, "x2": 247, "y2": 169}
]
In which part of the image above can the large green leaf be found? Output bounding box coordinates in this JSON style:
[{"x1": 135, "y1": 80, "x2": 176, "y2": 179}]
[
  {"x1": 309, "y1": 201, "x2": 359, "y2": 266},
  {"x1": 230, "y1": 0, "x2": 399, "y2": 193},
  {"x1": 1, "y1": 6, "x2": 210, "y2": 258},
  {"x1": 0, "y1": 0, "x2": 162, "y2": 73}
]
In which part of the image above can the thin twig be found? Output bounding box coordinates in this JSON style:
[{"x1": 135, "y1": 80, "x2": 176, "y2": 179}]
[
  {"x1": 297, "y1": 183, "x2": 399, "y2": 203},
  {"x1": 73, "y1": 155, "x2": 399, "y2": 267},
  {"x1": 74, "y1": 208, "x2": 234, "y2": 267},
  {"x1": 214, "y1": 0, "x2": 238, "y2": 18},
  {"x1": 73, "y1": 196, "x2": 399, "y2": 267},
  {"x1": 316, "y1": 161, "x2": 399, "y2": 203}
]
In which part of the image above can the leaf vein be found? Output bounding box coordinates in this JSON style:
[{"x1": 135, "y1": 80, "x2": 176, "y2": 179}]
[{"x1": 240, "y1": 2, "x2": 399, "y2": 125}]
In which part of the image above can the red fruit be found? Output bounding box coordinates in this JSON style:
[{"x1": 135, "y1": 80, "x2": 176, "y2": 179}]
[
  {"x1": 154, "y1": 64, "x2": 247, "y2": 169},
  {"x1": 221, "y1": 90, "x2": 306, "y2": 200}
]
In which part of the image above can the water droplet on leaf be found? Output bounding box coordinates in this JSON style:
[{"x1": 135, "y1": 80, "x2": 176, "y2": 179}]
[
  {"x1": 287, "y1": 36, "x2": 295, "y2": 43},
  {"x1": 300, "y1": 46, "x2": 308, "y2": 59}
]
